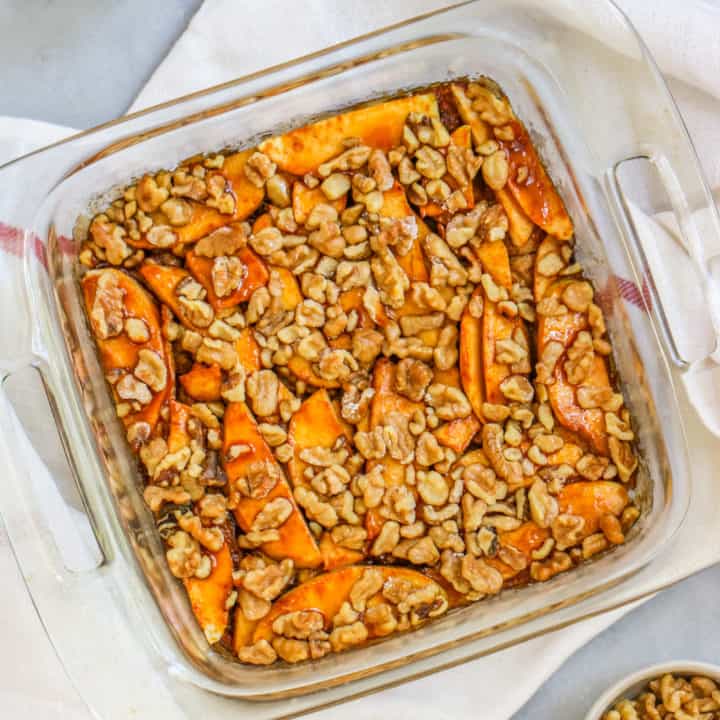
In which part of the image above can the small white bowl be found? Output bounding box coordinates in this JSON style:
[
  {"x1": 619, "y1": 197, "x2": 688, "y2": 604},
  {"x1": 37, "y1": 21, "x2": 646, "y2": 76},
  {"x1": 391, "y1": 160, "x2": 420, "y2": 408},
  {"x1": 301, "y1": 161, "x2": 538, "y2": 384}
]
[{"x1": 585, "y1": 661, "x2": 720, "y2": 720}]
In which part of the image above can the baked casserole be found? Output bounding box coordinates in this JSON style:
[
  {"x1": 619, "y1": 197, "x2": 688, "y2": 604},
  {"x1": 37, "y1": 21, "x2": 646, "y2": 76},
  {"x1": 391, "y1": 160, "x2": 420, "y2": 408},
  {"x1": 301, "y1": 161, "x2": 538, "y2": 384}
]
[{"x1": 79, "y1": 80, "x2": 640, "y2": 666}]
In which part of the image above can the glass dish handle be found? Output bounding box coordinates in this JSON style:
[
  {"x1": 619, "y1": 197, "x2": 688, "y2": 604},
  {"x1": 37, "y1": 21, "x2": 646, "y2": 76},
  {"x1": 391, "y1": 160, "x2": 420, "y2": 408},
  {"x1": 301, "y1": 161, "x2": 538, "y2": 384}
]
[
  {"x1": 0, "y1": 225, "x2": 39, "y2": 373},
  {"x1": 0, "y1": 381, "x2": 184, "y2": 720},
  {"x1": 607, "y1": 153, "x2": 720, "y2": 434}
]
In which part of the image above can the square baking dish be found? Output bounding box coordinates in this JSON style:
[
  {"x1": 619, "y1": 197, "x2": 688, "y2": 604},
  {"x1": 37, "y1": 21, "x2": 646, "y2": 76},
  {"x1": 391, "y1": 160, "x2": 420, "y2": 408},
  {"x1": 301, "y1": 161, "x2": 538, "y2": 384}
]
[{"x1": 1, "y1": 0, "x2": 718, "y2": 713}]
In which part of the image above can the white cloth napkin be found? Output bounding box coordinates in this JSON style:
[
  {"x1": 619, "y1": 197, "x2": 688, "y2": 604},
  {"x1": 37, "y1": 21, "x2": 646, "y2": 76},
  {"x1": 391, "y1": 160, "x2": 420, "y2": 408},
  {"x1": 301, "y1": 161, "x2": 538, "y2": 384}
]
[{"x1": 1, "y1": 1, "x2": 719, "y2": 719}]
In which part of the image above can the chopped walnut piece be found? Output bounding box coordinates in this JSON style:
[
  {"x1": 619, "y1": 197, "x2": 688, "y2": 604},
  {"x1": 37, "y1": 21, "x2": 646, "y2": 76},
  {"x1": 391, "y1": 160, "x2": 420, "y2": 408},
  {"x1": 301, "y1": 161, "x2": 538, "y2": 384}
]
[
  {"x1": 461, "y1": 555, "x2": 503, "y2": 595},
  {"x1": 91, "y1": 272, "x2": 125, "y2": 339},
  {"x1": 246, "y1": 370, "x2": 279, "y2": 416},
  {"x1": 528, "y1": 479, "x2": 559, "y2": 529},
  {"x1": 482, "y1": 150, "x2": 509, "y2": 190},
  {"x1": 426, "y1": 383, "x2": 471, "y2": 420},
  {"x1": 143, "y1": 485, "x2": 191, "y2": 513},
  {"x1": 136, "y1": 174, "x2": 169, "y2": 213},
  {"x1": 244, "y1": 151, "x2": 276, "y2": 187},
  {"x1": 272, "y1": 609, "x2": 324, "y2": 640},
  {"x1": 238, "y1": 589, "x2": 271, "y2": 621},
  {"x1": 251, "y1": 497, "x2": 293, "y2": 532},
  {"x1": 238, "y1": 640, "x2": 277, "y2": 665},
  {"x1": 551, "y1": 513, "x2": 586, "y2": 551},
  {"x1": 349, "y1": 568, "x2": 384, "y2": 612},
  {"x1": 134, "y1": 348, "x2": 167, "y2": 392},
  {"x1": 272, "y1": 637, "x2": 310, "y2": 663},
  {"x1": 564, "y1": 331, "x2": 594, "y2": 385},
  {"x1": 165, "y1": 530, "x2": 202, "y2": 578},
  {"x1": 234, "y1": 460, "x2": 281, "y2": 500},
  {"x1": 395, "y1": 358, "x2": 433, "y2": 402},
  {"x1": 423, "y1": 233, "x2": 468, "y2": 287},
  {"x1": 195, "y1": 226, "x2": 246, "y2": 257},
  {"x1": 407, "y1": 536, "x2": 440, "y2": 565},
  {"x1": 609, "y1": 437, "x2": 638, "y2": 483},
  {"x1": 562, "y1": 281, "x2": 594, "y2": 312},
  {"x1": 116, "y1": 373, "x2": 152, "y2": 405},
  {"x1": 530, "y1": 551, "x2": 572, "y2": 582},
  {"x1": 329, "y1": 621, "x2": 368, "y2": 653}
]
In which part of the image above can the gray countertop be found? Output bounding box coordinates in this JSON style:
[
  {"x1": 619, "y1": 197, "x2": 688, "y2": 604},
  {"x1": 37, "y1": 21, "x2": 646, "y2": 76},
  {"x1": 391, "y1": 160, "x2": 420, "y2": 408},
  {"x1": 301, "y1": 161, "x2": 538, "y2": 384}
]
[{"x1": 1, "y1": 1, "x2": 718, "y2": 718}]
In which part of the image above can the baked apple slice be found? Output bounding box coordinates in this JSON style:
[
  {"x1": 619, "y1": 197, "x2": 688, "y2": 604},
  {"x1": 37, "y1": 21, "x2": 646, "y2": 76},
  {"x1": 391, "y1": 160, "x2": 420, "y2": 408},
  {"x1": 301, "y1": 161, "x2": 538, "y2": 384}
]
[
  {"x1": 482, "y1": 296, "x2": 530, "y2": 405},
  {"x1": 502, "y1": 121, "x2": 574, "y2": 241},
  {"x1": 450, "y1": 84, "x2": 492, "y2": 147},
  {"x1": 420, "y1": 125, "x2": 475, "y2": 219},
  {"x1": 536, "y1": 279, "x2": 612, "y2": 455},
  {"x1": 431, "y1": 366, "x2": 480, "y2": 452},
  {"x1": 184, "y1": 539, "x2": 234, "y2": 644},
  {"x1": 287, "y1": 389, "x2": 351, "y2": 488},
  {"x1": 495, "y1": 187, "x2": 535, "y2": 248},
  {"x1": 549, "y1": 357, "x2": 611, "y2": 457},
  {"x1": 487, "y1": 521, "x2": 551, "y2": 580},
  {"x1": 460, "y1": 287, "x2": 485, "y2": 422},
  {"x1": 475, "y1": 239, "x2": 512, "y2": 291},
  {"x1": 250, "y1": 565, "x2": 448, "y2": 649},
  {"x1": 223, "y1": 401, "x2": 322, "y2": 568},
  {"x1": 534, "y1": 235, "x2": 566, "y2": 303},
  {"x1": 292, "y1": 181, "x2": 347, "y2": 225},
  {"x1": 379, "y1": 182, "x2": 430, "y2": 284},
  {"x1": 185, "y1": 246, "x2": 269, "y2": 311},
  {"x1": 82, "y1": 267, "x2": 172, "y2": 432},
  {"x1": 138, "y1": 264, "x2": 192, "y2": 327},
  {"x1": 179, "y1": 362, "x2": 222, "y2": 402},
  {"x1": 174, "y1": 150, "x2": 265, "y2": 244},
  {"x1": 558, "y1": 480, "x2": 629, "y2": 541},
  {"x1": 235, "y1": 327, "x2": 261, "y2": 374},
  {"x1": 259, "y1": 94, "x2": 439, "y2": 176},
  {"x1": 368, "y1": 359, "x2": 423, "y2": 489}
]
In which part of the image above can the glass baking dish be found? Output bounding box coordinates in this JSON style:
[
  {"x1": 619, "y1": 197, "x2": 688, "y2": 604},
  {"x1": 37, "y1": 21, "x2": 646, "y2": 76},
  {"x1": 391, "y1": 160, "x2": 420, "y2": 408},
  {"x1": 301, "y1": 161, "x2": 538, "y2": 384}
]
[{"x1": 1, "y1": 0, "x2": 718, "y2": 716}]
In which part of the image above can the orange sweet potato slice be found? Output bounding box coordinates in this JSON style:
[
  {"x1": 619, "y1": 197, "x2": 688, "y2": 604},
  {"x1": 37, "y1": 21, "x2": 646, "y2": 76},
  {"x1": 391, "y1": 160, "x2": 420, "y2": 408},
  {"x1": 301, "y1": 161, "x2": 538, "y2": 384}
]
[
  {"x1": 558, "y1": 481, "x2": 629, "y2": 536},
  {"x1": 223, "y1": 402, "x2": 322, "y2": 568},
  {"x1": 185, "y1": 246, "x2": 269, "y2": 311},
  {"x1": 460, "y1": 287, "x2": 485, "y2": 422},
  {"x1": 287, "y1": 389, "x2": 351, "y2": 489},
  {"x1": 475, "y1": 239, "x2": 512, "y2": 290},
  {"x1": 252, "y1": 565, "x2": 446, "y2": 643},
  {"x1": 179, "y1": 363, "x2": 222, "y2": 402},
  {"x1": 291, "y1": 181, "x2": 347, "y2": 225},
  {"x1": 319, "y1": 533, "x2": 365, "y2": 571},
  {"x1": 174, "y1": 150, "x2": 265, "y2": 245},
  {"x1": 184, "y1": 540, "x2": 234, "y2": 644},
  {"x1": 502, "y1": 121, "x2": 574, "y2": 241},
  {"x1": 259, "y1": 94, "x2": 439, "y2": 176},
  {"x1": 496, "y1": 187, "x2": 535, "y2": 248},
  {"x1": 235, "y1": 327, "x2": 261, "y2": 374},
  {"x1": 82, "y1": 268, "x2": 171, "y2": 431}
]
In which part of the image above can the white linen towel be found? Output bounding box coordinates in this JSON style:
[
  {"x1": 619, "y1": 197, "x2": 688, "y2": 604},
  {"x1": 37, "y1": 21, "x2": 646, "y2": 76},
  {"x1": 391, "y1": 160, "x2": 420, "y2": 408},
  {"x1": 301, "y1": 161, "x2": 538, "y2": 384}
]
[{"x1": 1, "y1": 1, "x2": 719, "y2": 719}]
